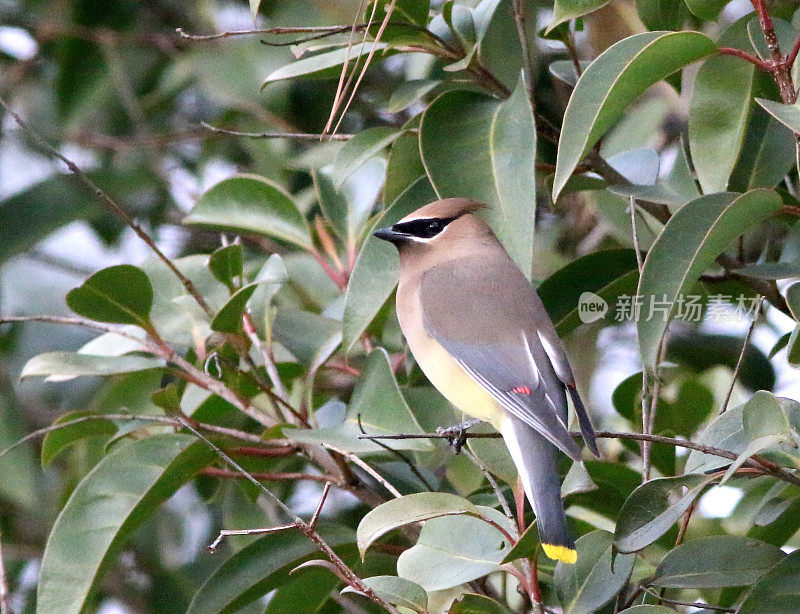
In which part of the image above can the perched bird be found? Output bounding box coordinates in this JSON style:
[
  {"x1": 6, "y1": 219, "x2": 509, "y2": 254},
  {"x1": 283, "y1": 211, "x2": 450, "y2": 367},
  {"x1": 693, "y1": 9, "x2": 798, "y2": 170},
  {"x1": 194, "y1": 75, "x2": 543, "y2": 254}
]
[{"x1": 374, "y1": 197, "x2": 598, "y2": 564}]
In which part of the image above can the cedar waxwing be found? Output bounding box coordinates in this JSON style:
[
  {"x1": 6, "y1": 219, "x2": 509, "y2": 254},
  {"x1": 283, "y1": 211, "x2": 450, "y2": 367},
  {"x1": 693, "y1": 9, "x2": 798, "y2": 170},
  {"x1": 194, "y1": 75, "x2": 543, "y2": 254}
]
[{"x1": 374, "y1": 197, "x2": 599, "y2": 564}]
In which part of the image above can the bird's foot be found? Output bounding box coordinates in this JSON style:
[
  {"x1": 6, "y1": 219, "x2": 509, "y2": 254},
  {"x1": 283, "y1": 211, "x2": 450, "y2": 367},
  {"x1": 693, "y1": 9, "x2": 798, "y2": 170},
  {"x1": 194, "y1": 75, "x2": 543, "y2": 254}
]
[{"x1": 435, "y1": 418, "x2": 482, "y2": 454}]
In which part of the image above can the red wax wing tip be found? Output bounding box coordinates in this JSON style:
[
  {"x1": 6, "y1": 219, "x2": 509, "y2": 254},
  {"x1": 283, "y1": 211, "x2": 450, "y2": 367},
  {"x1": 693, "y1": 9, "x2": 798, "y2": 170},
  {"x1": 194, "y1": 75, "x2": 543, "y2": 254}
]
[{"x1": 511, "y1": 386, "x2": 531, "y2": 395}]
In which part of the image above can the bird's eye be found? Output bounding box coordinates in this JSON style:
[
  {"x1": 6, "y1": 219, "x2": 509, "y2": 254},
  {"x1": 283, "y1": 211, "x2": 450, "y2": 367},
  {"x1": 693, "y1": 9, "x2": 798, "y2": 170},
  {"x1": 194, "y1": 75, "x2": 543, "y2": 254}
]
[{"x1": 427, "y1": 220, "x2": 444, "y2": 235}]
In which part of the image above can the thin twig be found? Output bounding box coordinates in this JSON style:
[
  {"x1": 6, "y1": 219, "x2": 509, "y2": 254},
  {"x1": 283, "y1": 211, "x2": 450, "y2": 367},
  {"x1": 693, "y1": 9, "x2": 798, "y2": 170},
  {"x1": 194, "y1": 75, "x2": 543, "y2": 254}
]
[
  {"x1": 357, "y1": 415, "x2": 434, "y2": 491},
  {"x1": 202, "y1": 467, "x2": 336, "y2": 484},
  {"x1": 721, "y1": 298, "x2": 763, "y2": 414},
  {"x1": 356, "y1": 431, "x2": 800, "y2": 488},
  {"x1": 718, "y1": 47, "x2": 773, "y2": 71},
  {"x1": 324, "y1": 444, "x2": 402, "y2": 498},
  {"x1": 201, "y1": 122, "x2": 353, "y2": 141},
  {"x1": 0, "y1": 96, "x2": 213, "y2": 317},
  {"x1": 564, "y1": 30, "x2": 583, "y2": 78},
  {"x1": 640, "y1": 587, "x2": 734, "y2": 613},
  {"x1": 630, "y1": 197, "x2": 644, "y2": 274},
  {"x1": 462, "y1": 448, "x2": 514, "y2": 527},
  {"x1": 511, "y1": 0, "x2": 535, "y2": 107},
  {"x1": 0, "y1": 413, "x2": 274, "y2": 460},
  {"x1": 0, "y1": 529, "x2": 9, "y2": 614},
  {"x1": 309, "y1": 482, "x2": 332, "y2": 530},
  {"x1": 208, "y1": 523, "x2": 298, "y2": 552},
  {"x1": 176, "y1": 25, "x2": 357, "y2": 41}
]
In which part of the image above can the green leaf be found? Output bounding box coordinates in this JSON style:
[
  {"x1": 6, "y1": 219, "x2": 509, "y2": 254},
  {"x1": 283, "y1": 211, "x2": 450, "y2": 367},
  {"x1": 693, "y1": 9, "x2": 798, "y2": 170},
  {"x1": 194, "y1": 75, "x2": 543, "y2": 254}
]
[
  {"x1": 41, "y1": 411, "x2": 118, "y2": 467},
  {"x1": 549, "y1": 0, "x2": 611, "y2": 33},
  {"x1": 756, "y1": 97, "x2": 800, "y2": 135},
  {"x1": 449, "y1": 593, "x2": 513, "y2": 614},
  {"x1": 536, "y1": 249, "x2": 640, "y2": 336},
  {"x1": 738, "y1": 549, "x2": 800, "y2": 614},
  {"x1": 37, "y1": 434, "x2": 214, "y2": 614},
  {"x1": 553, "y1": 31, "x2": 716, "y2": 200},
  {"x1": 264, "y1": 43, "x2": 389, "y2": 84},
  {"x1": 609, "y1": 141, "x2": 701, "y2": 205},
  {"x1": 731, "y1": 261, "x2": 800, "y2": 280},
  {"x1": 388, "y1": 79, "x2": 442, "y2": 112},
  {"x1": 385, "y1": 121, "x2": 427, "y2": 205},
  {"x1": 208, "y1": 244, "x2": 243, "y2": 291},
  {"x1": 554, "y1": 530, "x2": 635, "y2": 614},
  {"x1": 342, "y1": 176, "x2": 437, "y2": 351},
  {"x1": 615, "y1": 475, "x2": 712, "y2": 553},
  {"x1": 648, "y1": 536, "x2": 784, "y2": 588},
  {"x1": 788, "y1": 282, "x2": 800, "y2": 321},
  {"x1": 637, "y1": 189, "x2": 782, "y2": 370},
  {"x1": 66, "y1": 264, "x2": 153, "y2": 327},
  {"x1": 272, "y1": 308, "x2": 341, "y2": 367},
  {"x1": 210, "y1": 283, "x2": 258, "y2": 333},
  {"x1": 420, "y1": 76, "x2": 537, "y2": 276},
  {"x1": 397, "y1": 508, "x2": 513, "y2": 591},
  {"x1": 617, "y1": 607, "x2": 677, "y2": 614},
  {"x1": 357, "y1": 492, "x2": 479, "y2": 558},
  {"x1": 332, "y1": 126, "x2": 402, "y2": 187},
  {"x1": 689, "y1": 17, "x2": 755, "y2": 194},
  {"x1": 684, "y1": 0, "x2": 729, "y2": 20},
  {"x1": 187, "y1": 525, "x2": 355, "y2": 614},
  {"x1": 288, "y1": 348, "x2": 432, "y2": 453},
  {"x1": 185, "y1": 175, "x2": 312, "y2": 250},
  {"x1": 501, "y1": 521, "x2": 539, "y2": 564},
  {"x1": 636, "y1": 0, "x2": 683, "y2": 31},
  {"x1": 20, "y1": 352, "x2": 165, "y2": 381},
  {"x1": 0, "y1": 390, "x2": 39, "y2": 509},
  {"x1": 342, "y1": 576, "x2": 427, "y2": 612},
  {"x1": 312, "y1": 167, "x2": 375, "y2": 245}
]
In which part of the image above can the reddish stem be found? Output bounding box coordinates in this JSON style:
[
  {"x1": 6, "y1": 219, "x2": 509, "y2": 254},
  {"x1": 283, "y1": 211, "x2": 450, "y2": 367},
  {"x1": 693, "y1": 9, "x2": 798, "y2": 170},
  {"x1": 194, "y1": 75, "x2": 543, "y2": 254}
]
[
  {"x1": 229, "y1": 445, "x2": 298, "y2": 457},
  {"x1": 202, "y1": 467, "x2": 334, "y2": 483},
  {"x1": 786, "y1": 34, "x2": 800, "y2": 71},
  {"x1": 531, "y1": 557, "x2": 543, "y2": 604},
  {"x1": 718, "y1": 47, "x2": 773, "y2": 72}
]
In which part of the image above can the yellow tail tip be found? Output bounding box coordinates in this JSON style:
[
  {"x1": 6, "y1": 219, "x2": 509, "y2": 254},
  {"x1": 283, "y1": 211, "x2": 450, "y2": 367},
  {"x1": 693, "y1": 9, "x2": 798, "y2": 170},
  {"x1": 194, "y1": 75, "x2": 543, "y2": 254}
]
[{"x1": 542, "y1": 544, "x2": 577, "y2": 564}]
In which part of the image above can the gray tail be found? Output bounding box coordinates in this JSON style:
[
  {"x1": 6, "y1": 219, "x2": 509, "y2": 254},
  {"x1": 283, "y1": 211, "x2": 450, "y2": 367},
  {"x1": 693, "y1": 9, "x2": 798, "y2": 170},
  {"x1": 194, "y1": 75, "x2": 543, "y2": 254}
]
[{"x1": 501, "y1": 416, "x2": 576, "y2": 562}]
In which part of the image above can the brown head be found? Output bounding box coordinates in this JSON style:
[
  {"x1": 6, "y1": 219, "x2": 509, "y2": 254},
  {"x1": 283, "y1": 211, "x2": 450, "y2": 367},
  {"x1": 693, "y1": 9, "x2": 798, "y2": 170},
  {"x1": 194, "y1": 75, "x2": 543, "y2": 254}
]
[{"x1": 373, "y1": 198, "x2": 497, "y2": 268}]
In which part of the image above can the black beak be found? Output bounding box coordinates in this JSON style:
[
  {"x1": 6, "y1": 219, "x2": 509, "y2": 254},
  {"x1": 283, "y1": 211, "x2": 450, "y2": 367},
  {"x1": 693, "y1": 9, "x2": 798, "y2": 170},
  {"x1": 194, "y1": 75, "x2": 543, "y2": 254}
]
[{"x1": 373, "y1": 226, "x2": 404, "y2": 244}]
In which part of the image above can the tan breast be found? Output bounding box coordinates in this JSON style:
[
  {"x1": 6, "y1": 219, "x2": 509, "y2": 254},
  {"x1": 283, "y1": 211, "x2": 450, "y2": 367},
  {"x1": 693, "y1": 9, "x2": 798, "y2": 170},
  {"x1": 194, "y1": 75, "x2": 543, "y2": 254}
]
[{"x1": 396, "y1": 275, "x2": 502, "y2": 430}]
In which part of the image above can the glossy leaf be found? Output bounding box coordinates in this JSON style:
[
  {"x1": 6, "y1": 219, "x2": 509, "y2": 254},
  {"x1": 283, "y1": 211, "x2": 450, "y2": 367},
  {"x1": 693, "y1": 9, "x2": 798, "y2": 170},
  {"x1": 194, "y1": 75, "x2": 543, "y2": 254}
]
[
  {"x1": 40, "y1": 411, "x2": 118, "y2": 467},
  {"x1": 37, "y1": 435, "x2": 214, "y2": 614},
  {"x1": 637, "y1": 189, "x2": 782, "y2": 369},
  {"x1": 554, "y1": 530, "x2": 635, "y2": 614},
  {"x1": 185, "y1": 175, "x2": 312, "y2": 250},
  {"x1": 342, "y1": 176, "x2": 437, "y2": 351},
  {"x1": 210, "y1": 283, "x2": 258, "y2": 332},
  {"x1": 20, "y1": 352, "x2": 165, "y2": 382},
  {"x1": 397, "y1": 508, "x2": 513, "y2": 591},
  {"x1": 738, "y1": 549, "x2": 800, "y2": 614},
  {"x1": 615, "y1": 475, "x2": 712, "y2": 553},
  {"x1": 264, "y1": 43, "x2": 389, "y2": 84},
  {"x1": 187, "y1": 525, "x2": 355, "y2": 614},
  {"x1": 648, "y1": 536, "x2": 784, "y2": 588},
  {"x1": 332, "y1": 126, "x2": 402, "y2": 187},
  {"x1": 288, "y1": 349, "x2": 432, "y2": 453},
  {"x1": 342, "y1": 576, "x2": 427, "y2": 612},
  {"x1": 549, "y1": 0, "x2": 611, "y2": 33},
  {"x1": 756, "y1": 97, "x2": 800, "y2": 134},
  {"x1": 684, "y1": 0, "x2": 729, "y2": 20},
  {"x1": 208, "y1": 244, "x2": 243, "y2": 291},
  {"x1": 637, "y1": 0, "x2": 683, "y2": 31},
  {"x1": 449, "y1": 593, "x2": 513, "y2": 614},
  {"x1": 66, "y1": 264, "x2": 153, "y2": 327},
  {"x1": 553, "y1": 31, "x2": 716, "y2": 200},
  {"x1": 420, "y1": 76, "x2": 537, "y2": 275},
  {"x1": 689, "y1": 17, "x2": 755, "y2": 194},
  {"x1": 357, "y1": 492, "x2": 479, "y2": 558}
]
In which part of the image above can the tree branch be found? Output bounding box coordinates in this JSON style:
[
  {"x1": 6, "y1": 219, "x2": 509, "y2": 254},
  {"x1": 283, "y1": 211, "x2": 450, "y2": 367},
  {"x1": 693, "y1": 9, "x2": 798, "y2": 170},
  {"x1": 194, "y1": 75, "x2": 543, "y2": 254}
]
[
  {"x1": 202, "y1": 467, "x2": 337, "y2": 484},
  {"x1": 0, "y1": 96, "x2": 213, "y2": 317},
  {"x1": 718, "y1": 47, "x2": 773, "y2": 72},
  {"x1": 201, "y1": 122, "x2": 353, "y2": 141}
]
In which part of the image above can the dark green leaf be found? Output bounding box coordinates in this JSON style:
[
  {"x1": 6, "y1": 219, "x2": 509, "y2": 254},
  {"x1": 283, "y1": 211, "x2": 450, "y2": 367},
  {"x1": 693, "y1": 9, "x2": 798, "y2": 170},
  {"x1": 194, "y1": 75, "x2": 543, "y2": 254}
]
[
  {"x1": 66, "y1": 264, "x2": 153, "y2": 327},
  {"x1": 420, "y1": 76, "x2": 537, "y2": 275},
  {"x1": 738, "y1": 548, "x2": 800, "y2": 613},
  {"x1": 332, "y1": 126, "x2": 401, "y2": 187},
  {"x1": 210, "y1": 283, "x2": 258, "y2": 332},
  {"x1": 637, "y1": 190, "x2": 782, "y2": 369},
  {"x1": 554, "y1": 530, "x2": 635, "y2": 614},
  {"x1": 41, "y1": 411, "x2": 118, "y2": 467},
  {"x1": 449, "y1": 593, "x2": 513, "y2": 614},
  {"x1": 37, "y1": 435, "x2": 213, "y2": 614},
  {"x1": 756, "y1": 97, "x2": 800, "y2": 135},
  {"x1": 549, "y1": 0, "x2": 611, "y2": 32},
  {"x1": 554, "y1": 31, "x2": 716, "y2": 200},
  {"x1": 187, "y1": 525, "x2": 355, "y2": 614},
  {"x1": 342, "y1": 576, "x2": 427, "y2": 612},
  {"x1": 648, "y1": 536, "x2": 784, "y2": 588},
  {"x1": 208, "y1": 244, "x2": 243, "y2": 291},
  {"x1": 615, "y1": 475, "x2": 712, "y2": 553}
]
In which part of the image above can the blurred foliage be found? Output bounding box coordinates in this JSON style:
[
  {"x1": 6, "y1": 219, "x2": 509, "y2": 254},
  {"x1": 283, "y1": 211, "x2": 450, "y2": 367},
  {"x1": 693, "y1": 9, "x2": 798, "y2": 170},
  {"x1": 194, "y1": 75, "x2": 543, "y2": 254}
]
[{"x1": 2, "y1": 0, "x2": 800, "y2": 612}]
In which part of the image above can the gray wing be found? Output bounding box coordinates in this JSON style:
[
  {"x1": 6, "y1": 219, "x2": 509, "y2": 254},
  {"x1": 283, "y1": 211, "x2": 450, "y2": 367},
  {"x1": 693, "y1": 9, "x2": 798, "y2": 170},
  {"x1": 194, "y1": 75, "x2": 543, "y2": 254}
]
[{"x1": 419, "y1": 255, "x2": 595, "y2": 460}]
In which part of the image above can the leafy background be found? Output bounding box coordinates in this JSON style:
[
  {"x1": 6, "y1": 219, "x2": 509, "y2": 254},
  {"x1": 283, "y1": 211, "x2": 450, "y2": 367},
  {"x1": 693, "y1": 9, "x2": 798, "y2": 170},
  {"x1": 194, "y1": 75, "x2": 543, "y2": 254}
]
[{"x1": 2, "y1": 0, "x2": 800, "y2": 612}]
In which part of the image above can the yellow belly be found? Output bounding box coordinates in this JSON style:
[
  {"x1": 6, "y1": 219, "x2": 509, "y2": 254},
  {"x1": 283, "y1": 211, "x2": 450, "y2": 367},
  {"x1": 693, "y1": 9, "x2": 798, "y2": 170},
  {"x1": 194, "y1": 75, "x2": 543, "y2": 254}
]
[{"x1": 408, "y1": 331, "x2": 502, "y2": 430}]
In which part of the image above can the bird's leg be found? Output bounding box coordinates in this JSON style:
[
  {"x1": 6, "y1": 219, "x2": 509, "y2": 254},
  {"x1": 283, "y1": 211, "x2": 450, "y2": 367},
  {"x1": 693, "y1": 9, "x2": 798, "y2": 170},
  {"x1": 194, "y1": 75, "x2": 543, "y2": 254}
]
[{"x1": 435, "y1": 418, "x2": 482, "y2": 454}]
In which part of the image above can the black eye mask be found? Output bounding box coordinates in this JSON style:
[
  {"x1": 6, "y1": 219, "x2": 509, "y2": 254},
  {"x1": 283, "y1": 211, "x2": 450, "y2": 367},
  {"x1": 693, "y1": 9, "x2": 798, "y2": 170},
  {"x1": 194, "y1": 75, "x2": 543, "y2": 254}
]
[{"x1": 391, "y1": 216, "x2": 457, "y2": 239}]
